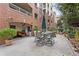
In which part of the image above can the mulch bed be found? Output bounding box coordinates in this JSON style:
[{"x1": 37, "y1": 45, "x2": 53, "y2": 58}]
[
  {"x1": 63, "y1": 33, "x2": 79, "y2": 53},
  {"x1": 68, "y1": 38, "x2": 79, "y2": 53}
]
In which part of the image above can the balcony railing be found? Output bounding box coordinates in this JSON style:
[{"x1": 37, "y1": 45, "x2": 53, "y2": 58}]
[
  {"x1": 43, "y1": 3, "x2": 46, "y2": 8},
  {"x1": 9, "y1": 3, "x2": 32, "y2": 16}
]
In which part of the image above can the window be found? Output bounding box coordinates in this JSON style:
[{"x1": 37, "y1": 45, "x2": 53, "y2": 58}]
[
  {"x1": 34, "y1": 13, "x2": 38, "y2": 19},
  {"x1": 43, "y1": 9, "x2": 46, "y2": 14},
  {"x1": 51, "y1": 7, "x2": 52, "y2": 10},
  {"x1": 20, "y1": 8, "x2": 27, "y2": 14},
  {"x1": 35, "y1": 3, "x2": 37, "y2": 6},
  {"x1": 48, "y1": 19, "x2": 49, "y2": 22},
  {"x1": 48, "y1": 3, "x2": 49, "y2": 8},
  {"x1": 10, "y1": 25, "x2": 16, "y2": 29},
  {"x1": 39, "y1": 4, "x2": 42, "y2": 9},
  {"x1": 35, "y1": 3, "x2": 37, "y2": 7},
  {"x1": 9, "y1": 3, "x2": 19, "y2": 11},
  {"x1": 43, "y1": 3, "x2": 46, "y2": 8}
]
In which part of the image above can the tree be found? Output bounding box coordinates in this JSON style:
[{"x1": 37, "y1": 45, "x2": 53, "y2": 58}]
[
  {"x1": 57, "y1": 3, "x2": 79, "y2": 37},
  {"x1": 57, "y1": 19, "x2": 63, "y2": 32},
  {"x1": 58, "y1": 3, "x2": 79, "y2": 25}
]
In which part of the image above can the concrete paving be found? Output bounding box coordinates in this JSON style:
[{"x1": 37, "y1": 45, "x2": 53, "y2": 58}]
[{"x1": 0, "y1": 34, "x2": 77, "y2": 56}]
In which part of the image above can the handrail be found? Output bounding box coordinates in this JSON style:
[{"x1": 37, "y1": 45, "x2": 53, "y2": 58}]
[{"x1": 9, "y1": 3, "x2": 32, "y2": 16}]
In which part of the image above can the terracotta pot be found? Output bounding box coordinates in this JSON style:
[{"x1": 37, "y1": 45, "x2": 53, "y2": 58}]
[
  {"x1": 0, "y1": 39, "x2": 5, "y2": 45},
  {"x1": 5, "y1": 40, "x2": 12, "y2": 46}
]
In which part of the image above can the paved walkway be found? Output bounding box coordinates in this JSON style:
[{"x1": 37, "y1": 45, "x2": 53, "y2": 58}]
[{"x1": 0, "y1": 34, "x2": 78, "y2": 56}]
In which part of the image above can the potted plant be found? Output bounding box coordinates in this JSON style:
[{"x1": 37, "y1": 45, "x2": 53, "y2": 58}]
[{"x1": 0, "y1": 28, "x2": 16, "y2": 46}]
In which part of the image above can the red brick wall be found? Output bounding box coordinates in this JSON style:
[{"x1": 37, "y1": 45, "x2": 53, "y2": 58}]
[
  {"x1": 0, "y1": 4, "x2": 9, "y2": 29},
  {"x1": 0, "y1": 3, "x2": 39, "y2": 30}
]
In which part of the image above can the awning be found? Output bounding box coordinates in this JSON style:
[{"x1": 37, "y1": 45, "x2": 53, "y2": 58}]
[{"x1": 41, "y1": 16, "x2": 46, "y2": 29}]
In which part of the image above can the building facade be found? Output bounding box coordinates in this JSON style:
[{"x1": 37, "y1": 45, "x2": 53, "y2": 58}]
[
  {"x1": 33, "y1": 3, "x2": 56, "y2": 31},
  {"x1": 42, "y1": 3, "x2": 56, "y2": 31},
  {"x1": 0, "y1": 3, "x2": 40, "y2": 35},
  {"x1": 0, "y1": 3, "x2": 56, "y2": 33}
]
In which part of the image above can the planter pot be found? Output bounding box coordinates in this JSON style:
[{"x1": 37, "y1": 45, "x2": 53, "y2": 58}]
[
  {"x1": 0, "y1": 39, "x2": 5, "y2": 45},
  {"x1": 5, "y1": 40, "x2": 12, "y2": 46}
]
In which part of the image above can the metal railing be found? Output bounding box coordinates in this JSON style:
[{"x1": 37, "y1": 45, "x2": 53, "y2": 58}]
[{"x1": 9, "y1": 3, "x2": 32, "y2": 16}]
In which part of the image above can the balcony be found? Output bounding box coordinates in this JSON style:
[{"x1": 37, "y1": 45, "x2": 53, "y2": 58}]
[
  {"x1": 9, "y1": 3, "x2": 32, "y2": 16},
  {"x1": 43, "y1": 3, "x2": 46, "y2": 8}
]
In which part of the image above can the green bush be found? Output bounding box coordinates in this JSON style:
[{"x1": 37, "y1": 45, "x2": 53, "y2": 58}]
[
  {"x1": 34, "y1": 26, "x2": 38, "y2": 32},
  {"x1": 0, "y1": 28, "x2": 16, "y2": 40},
  {"x1": 67, "y1": 29, "x2": 75, "y2": 38},
  {"x1": 68, "y1": 32, "x2": 75, "y2": 38}
]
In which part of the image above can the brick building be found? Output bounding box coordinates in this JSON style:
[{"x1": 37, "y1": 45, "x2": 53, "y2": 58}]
[
  {"x1": 0, "y1": 3, "x2": 40, "y2": 35},
  {"x1": 0, "y1": 3, "x2": 56, "y2": 34},
  {"x1": 42, "y1": 3, "x2": 56, "y2": 31}
]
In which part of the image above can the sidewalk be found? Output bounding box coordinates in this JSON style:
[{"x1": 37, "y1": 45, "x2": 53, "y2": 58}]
[{"x1": 0, "y1": 34, "x2": 78, "y2": 56}]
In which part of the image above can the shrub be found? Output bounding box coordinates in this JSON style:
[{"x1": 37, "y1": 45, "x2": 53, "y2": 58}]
[
  {"x1": 64, "y1": 28, "x2": 75, "y2": 38},
  {"x1": 67, "y1": 30, "x2": 75, "y2": 38},
  {"x1": 34, "y1": 26, "x2": 38, "y2": 32},
  {"x1": 0, "y1": 28, "x2": 16, "y2": 40}
]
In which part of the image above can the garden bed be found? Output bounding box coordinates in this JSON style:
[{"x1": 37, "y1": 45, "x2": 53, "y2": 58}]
[
  {"x1": 68, "y1": 37, "x2": 79, "y2": 53},
  {"x1": 0, "y1": 28, "x2": 16, "y2": 46},
  {"x1": 63, "y1": 32, "x2": 79, "y2": 53}
]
